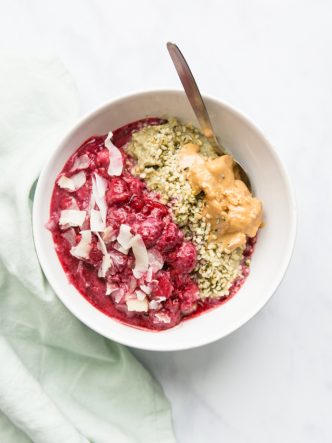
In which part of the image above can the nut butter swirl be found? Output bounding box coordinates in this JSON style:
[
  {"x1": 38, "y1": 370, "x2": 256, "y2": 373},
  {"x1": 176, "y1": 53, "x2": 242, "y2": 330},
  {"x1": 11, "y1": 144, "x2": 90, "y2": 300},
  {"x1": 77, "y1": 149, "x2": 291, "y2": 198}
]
[{"x1": 178, "y1": 143, "x2": 263, "y2": 252}]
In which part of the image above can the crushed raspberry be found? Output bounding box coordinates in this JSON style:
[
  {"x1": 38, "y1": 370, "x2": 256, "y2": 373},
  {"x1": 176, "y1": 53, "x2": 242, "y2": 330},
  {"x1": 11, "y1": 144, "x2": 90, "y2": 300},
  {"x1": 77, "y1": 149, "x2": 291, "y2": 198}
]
[
  {"x1": 125, "y1": 176, "x2": 145, "y2": 196},
  {"x1": 161, "y1": 299, "x2": 181, "y2": 326},
  {"x1": 95, "y1": 148, "x2": 109, "y2": 167},
  {"x1": 178, "y1": 281, "x2": 200, "y2": 315},
  {"x1": 86, "y1": 241, "x2": 103, "y2": 267},
  {"x1": 142, "y1": 199, "x2": 169, "y2": 219},
  {"x1": 156, "y1": 222, "x2": 183, "y2": 252},
  {"x1": 129, "y1": 195, "x2": 144, "y2": 212},
  {"x1": 151, "y1": 271, "x2": 173, "y2": 299},
  {"x1": 59, "y1": 196, "x2": 75, "y2": 210},
  {"x1": 166, "y1": 241, "x2": 197, "y2": 273},
  {"x1": 107, "y1": 207, "x2": 133, "y2": 225},
  {"x1": 106, "y1": 177, "x2": 130, "y2": 205},
  {"x1": 108, "y1": 249, "x2": 128, "y2": 274},
  {"x1": 137, "y1": 217, "x2": 164, "y2": 248},
  {"x1": 75, "y1": 182, "x2": 92, "y2": 207}
]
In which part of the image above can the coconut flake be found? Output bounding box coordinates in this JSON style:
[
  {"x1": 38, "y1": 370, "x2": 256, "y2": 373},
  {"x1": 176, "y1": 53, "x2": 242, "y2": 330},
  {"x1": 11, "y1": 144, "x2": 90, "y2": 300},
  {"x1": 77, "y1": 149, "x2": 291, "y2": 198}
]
[
  {"x1": 148, "y1": 296, "x2": 166, "y2": 311},
  {"x1": 149, "y1": 300, "x2": 160, "y2": 310},
  {"x1": 145, "y1": 249, "x2": 163, "y2": 282},
  {"x1": 130, "y1": 234, "x2": 148, "y2": 278},
  {"x1": 117, "y1": 224, "x2": 134, "y2": 250},
  {"x1": 70, "y1": 230, "x2": 92, "y2": 259},
  {"x1": 103, "y1": 226, "x2": 117, "y2": 243},
  {"x1": 57, "y1": 175, "x2": 76, "y2": 191},
  {"x1": 57, "y1": 172, "x2": 86, "y2": 192},
  {"x1": 62, "y1": 228, "x2": 76, "y2": 246},
  {"x1": 113, "y1": 288, "x2": 125, "y2": 304},
  {"x1": 126, "y1": 298, "x2": 148, "y2": 312},
  {"x1": 148, "y1": 249, "x2": 164, "y2": 271},
  {"x1": 90, "y1": 209, "x2": 105, "y2": 232},
  {"x1": 105, "y1": 131, "x2": 123, "y2": 176},
  {"x1": 106, "y1": 285, "x2": 125, "y2": 303},
  {"x1": 156, "y1": 296, "x2": 166, "y2": 302},
  {"x1": 99, "y1": 255, "x2": 112, "y2": 278},
  {"x1": 96, "y1": 232, "x2": 112, "y2": 278},
  {"x1": 92, "y1": 173, "x2": 108, "y2": 224},
  {"x1": 128, "y1": 276, "x2": 137, "y2": 292},
  {"x1": 109, "y1": 250, "x2": 127, "y2": 269},
  {"x1": 140, "y1": 284, "x2": 152, "y2": 295},
  {"x1": 154, "y1": 312, "x2": 171, "y2": 324},
  {"x1": 71, "y1": 154, "x2": 90, "y2": 171},
  {"x1": 113, "y1": 242, "x2": 129, "y2": 255},
  {"x1": 71, "y1": 171, "x2": 86, "y2": 189},
  {"x1": 106, "y1": 283, "x2": 119, "y2": 296},
  {"x1": 146, "y1": 267, "x2": 153, "y2": 283},
  {"x1": 59, "y1": 210, "x2": 86, "y2": 229},
  {"x1": 135, "y1": 290, "x2": 147, "y2": 301}
]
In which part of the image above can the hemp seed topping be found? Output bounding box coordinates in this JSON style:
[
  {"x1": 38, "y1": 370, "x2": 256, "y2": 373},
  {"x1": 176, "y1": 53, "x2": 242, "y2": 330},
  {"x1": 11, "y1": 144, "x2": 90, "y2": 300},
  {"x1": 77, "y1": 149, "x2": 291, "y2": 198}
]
[{"x1": 126, "y1": 119, "x2": 244, "y2": 299}]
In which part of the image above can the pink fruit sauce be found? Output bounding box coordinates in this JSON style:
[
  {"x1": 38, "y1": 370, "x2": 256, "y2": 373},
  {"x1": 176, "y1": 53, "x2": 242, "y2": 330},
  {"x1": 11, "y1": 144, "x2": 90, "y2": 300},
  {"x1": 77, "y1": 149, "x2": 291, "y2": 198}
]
[{"x1": 48, "y1": 118, "x2": 255, "y2": 330}]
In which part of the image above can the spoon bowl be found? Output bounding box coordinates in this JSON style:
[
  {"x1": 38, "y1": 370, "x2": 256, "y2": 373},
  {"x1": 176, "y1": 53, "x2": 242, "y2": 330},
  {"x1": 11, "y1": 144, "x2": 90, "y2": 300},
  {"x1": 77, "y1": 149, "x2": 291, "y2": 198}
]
[
  {"x1": 33, "y1": 89, "x2": 296, "y2": 350},
  {"x1": 167, "y1": 42, "x2": 252, "y2": 191}
]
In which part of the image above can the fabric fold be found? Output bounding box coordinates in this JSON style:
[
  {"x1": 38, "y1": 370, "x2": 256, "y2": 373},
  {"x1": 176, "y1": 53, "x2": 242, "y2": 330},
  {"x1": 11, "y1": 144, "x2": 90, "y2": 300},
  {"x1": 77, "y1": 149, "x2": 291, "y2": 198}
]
[
  {"x1": 0, "y1": 337, "x2": 88, "y2": 443},
  {"x1": 0, "y1": 54, "x2": 175, "y2": 443}
]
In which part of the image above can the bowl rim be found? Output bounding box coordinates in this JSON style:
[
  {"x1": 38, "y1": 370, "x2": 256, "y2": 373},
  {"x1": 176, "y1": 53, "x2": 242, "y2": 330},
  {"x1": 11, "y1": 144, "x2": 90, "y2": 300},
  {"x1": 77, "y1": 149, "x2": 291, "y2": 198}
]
[{"x1": 32, "y1": 88, "x2": 297, "y2": 351}]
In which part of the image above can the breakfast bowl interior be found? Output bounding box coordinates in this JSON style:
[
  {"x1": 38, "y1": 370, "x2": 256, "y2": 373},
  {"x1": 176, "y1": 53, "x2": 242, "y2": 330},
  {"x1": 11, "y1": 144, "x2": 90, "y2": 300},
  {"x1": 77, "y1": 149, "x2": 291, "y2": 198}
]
[{"x1": 33, "y1": 90, "x2": 296, "y2": 351}]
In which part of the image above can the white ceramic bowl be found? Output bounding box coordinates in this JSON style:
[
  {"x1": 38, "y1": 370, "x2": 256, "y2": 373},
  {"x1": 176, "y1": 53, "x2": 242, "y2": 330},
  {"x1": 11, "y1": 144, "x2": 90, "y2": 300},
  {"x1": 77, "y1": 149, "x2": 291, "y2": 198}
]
[{"x1": 33, "y1": 90, "x2": 296, "y2": 351}]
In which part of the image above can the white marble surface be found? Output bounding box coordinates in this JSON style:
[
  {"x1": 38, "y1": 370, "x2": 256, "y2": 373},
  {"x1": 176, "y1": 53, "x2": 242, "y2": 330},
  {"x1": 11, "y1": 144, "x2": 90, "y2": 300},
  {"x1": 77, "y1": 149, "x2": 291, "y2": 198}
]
[{"x1": 1, "y1": 0, "x2": 332, "y2": 441}]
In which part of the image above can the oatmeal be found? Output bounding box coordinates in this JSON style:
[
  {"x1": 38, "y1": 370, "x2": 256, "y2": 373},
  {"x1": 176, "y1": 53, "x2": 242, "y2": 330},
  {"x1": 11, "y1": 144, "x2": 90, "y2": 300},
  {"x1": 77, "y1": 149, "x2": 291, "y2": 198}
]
[{"x1": 48, "y1": 117, "x2": 262, "y2": 330}]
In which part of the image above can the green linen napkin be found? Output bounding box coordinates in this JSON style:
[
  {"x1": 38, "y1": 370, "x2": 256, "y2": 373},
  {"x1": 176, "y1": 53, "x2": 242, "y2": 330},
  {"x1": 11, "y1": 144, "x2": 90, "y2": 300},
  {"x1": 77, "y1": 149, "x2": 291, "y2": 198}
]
[{"x1": 0, "y1": 54, "x2": 175, "y2": 443}]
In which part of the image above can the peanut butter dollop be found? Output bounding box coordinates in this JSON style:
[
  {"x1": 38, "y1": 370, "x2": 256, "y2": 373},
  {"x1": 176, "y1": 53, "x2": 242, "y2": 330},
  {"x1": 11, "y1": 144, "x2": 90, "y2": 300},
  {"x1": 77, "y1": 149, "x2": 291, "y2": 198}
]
[{"x1": 178, "y1": 144, "x2": 263, "y2": 252}]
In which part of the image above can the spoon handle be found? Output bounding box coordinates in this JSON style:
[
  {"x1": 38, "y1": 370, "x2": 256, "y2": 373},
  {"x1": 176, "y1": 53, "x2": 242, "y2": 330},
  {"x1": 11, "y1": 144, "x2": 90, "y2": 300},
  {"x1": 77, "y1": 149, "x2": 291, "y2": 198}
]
[{"x1": 166, "y1": 42, "x2": 221, "y2": 151}]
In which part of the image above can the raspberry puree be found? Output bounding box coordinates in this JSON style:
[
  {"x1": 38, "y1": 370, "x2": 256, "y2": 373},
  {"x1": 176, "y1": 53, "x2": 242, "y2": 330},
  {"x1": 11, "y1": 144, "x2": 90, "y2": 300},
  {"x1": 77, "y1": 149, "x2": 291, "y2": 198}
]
[{"x1": 48, "y1": 118, "x2": 255, "y2": 330}]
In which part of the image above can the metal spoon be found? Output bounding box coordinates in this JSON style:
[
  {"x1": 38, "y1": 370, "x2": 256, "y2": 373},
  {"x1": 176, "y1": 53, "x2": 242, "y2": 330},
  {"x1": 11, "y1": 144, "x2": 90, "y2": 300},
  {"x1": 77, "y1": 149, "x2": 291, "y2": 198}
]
[{"x1": 167, "y1": 42, "x2": 252, "y2": 191}]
